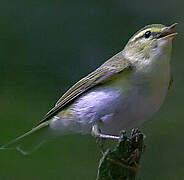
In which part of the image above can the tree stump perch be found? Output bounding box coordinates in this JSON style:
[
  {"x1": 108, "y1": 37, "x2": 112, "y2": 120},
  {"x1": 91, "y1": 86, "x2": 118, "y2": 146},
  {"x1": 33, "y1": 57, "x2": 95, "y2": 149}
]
[{"x1": 96, "y1": 130, "x2": 145, "y2": 180}]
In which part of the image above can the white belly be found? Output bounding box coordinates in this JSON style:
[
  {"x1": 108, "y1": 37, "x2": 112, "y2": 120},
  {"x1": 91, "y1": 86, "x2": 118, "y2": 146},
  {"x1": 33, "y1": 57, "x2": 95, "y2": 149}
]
[{"x1": 71, "y1": 79, "x2": 168, "y2": 135}]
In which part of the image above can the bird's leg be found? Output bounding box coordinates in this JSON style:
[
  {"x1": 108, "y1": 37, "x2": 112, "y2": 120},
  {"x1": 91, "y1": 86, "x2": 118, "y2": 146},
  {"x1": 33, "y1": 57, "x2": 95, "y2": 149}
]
[
  {"x1": 92, "y1": 124, "x2": 121, "y2": 153},
  {"x1": 91, "y1": 124, "x2": 120, "y2": 140}
]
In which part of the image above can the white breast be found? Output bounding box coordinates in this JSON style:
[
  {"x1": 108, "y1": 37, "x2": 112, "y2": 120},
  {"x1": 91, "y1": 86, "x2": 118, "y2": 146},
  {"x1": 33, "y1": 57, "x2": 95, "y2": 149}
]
[{"x1": 70, "y1": 57, "x2": 170, "y2": 135}]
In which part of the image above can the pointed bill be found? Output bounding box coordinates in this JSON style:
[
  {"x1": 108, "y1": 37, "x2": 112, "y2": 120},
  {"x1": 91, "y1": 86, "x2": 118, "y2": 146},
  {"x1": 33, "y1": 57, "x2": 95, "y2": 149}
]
[{"x1": 158, "y1": 23, "x2": 178, "y2": 40}]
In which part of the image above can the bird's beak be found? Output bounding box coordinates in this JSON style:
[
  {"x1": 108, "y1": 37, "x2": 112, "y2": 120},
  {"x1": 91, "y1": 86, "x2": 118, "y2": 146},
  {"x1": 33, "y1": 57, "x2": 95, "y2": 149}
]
[{"x1": 158, "y1": 23, "x2": 178, "y2": 40}]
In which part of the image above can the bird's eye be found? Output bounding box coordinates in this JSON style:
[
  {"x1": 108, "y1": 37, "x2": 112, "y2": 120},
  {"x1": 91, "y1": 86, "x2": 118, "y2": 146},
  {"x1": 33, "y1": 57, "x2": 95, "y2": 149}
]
[{"x1": 144, "y1": 31, "x2": 151, "y2": 38}]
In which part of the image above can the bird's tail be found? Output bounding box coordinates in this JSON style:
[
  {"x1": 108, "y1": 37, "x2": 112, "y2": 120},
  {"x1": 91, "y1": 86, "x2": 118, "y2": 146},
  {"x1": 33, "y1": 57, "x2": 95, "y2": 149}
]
[{"x1": 0, "y1": 121, "x2": 53, "y2": 155}]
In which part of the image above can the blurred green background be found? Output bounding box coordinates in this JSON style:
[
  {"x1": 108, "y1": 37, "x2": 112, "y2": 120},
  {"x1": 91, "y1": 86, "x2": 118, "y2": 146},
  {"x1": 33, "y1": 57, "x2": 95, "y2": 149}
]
[{"x1": 0, "y1": 0, "x2": 183, "y2": 179}]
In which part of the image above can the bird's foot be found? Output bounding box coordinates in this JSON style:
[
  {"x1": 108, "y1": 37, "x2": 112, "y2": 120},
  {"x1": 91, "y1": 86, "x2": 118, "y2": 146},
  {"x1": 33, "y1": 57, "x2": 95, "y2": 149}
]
[
  {"x1": 91, "y1": 124, "x2": 119, "y2": 140},
  {"x1": 92, "y1": 124, "x2": 121, "y2": 153},
  {"x1": 131, "y1": 128, "x2": 140, "y2": 137}
]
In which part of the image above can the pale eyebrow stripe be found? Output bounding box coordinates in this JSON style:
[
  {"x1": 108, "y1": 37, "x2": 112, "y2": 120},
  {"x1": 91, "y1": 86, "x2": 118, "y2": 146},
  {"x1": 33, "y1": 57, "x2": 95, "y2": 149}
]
[
  {"x1": 130, "y1": 27, "x2": 164, "y2": 42},
  {"x1": 131, "y1": 29, "x2": 151, "y2": 42}
]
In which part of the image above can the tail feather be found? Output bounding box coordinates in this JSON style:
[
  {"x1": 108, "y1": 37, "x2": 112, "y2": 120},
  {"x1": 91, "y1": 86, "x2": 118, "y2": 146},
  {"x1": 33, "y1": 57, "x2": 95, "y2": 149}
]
[{"x1": 0, "y1": 121, "x2": 51, "y2": 155}]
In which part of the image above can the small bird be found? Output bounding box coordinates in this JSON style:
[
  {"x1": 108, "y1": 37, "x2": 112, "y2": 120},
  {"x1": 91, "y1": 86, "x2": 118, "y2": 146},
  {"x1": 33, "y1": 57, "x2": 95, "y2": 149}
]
[{"x1": 1, "y1": 23, "x2": 177, "y2": 155}]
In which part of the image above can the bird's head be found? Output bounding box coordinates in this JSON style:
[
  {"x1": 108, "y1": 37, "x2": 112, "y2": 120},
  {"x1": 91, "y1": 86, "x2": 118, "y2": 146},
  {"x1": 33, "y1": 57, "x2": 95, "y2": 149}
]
[{"x1": 123, "y1": 23, "x2": 177, "y2": 68}]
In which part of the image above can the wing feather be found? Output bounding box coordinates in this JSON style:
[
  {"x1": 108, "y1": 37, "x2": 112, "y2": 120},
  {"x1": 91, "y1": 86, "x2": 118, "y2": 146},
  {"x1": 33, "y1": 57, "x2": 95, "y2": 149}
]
[{"x1": 38, "y1": 52, "x2": 131, "y2": 124}]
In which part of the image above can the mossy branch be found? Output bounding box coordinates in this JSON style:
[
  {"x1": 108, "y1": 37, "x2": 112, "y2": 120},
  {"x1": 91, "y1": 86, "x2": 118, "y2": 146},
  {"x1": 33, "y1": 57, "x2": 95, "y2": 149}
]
[{"x1": 96, "y1": 130, "x2": 145, "y2": 180}]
